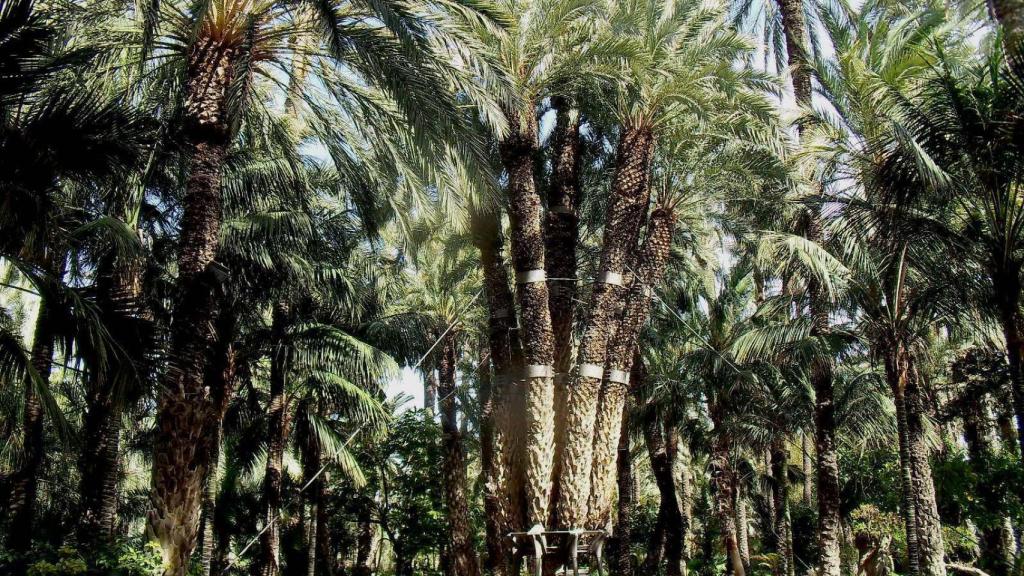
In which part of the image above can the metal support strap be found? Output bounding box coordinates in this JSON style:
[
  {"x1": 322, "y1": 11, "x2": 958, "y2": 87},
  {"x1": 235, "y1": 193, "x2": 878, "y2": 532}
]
[
  {"x1": 597, "y1": 270, "x2": 625, "y2": 287},
  {"x1": 607, "y1": 369, "x2": 630, "y2": 384},
  {"x1": 578, "y1": 363, "x2": 604, "y2": 379},
  {"x1": 516, "y1": 269, "x2": 547, "y2": 284},
  {"x1": 523, "y1": 364, "x2": 554, "y2": 379}
]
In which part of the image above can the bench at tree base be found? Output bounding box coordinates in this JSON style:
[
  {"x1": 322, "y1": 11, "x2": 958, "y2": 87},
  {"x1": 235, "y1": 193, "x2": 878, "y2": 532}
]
[{"x1": 508, "y1": 527, "x2": 608, "y2": 576}]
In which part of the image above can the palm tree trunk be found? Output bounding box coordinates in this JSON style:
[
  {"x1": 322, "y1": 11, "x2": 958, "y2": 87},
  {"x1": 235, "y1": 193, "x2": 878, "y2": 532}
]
[
  {"x1": 905, "y1": 366, "x2": 944, "y2": 576},
  {"x1": 773, "y1": 0, "x2": 843, "y2": 569},
  {"x1": 644, "y1": 409, "x2": 686, "y2": 576},
  {"x1": 989, "y1": 0, "x2": 1024, "y2": 65},
  {"x1": 963, "y1": 391, "x2": 1014, "y2": 576},
  {"x1": 438, "y1": 336, "x2": 482, "y2": 576},
  {"x1": 315, "y1": 479, "x2": 335, "y2": 576},
  {"x1": 610, "y1": 402, "x2": 634, "y2": 576},
  {"x1": 479, "y1": 339, "x2": 509, "y2": 576},
  {"x1": 425, "y1": 370, "x2": 438, "y2": 416},
  {"x1": 557, "y1": 124, "x2": 655, "y2": 529},
  {"x1": 801, "y1": 432, "x2": 813, "y2": 503},
  {"x1": 499, "y1": 109, "x2": 556, "y2": 527},
  {"x1": 710, "y1": 405, "x2": 746, "y2": 576},
  {"x1": 546, "y1": 97, "x2": 582, "y2": 527},
  {"x1": 8, "y1": 264, "x2": 61, "y2": 562},
  {"x1": 148, "y1": 38, "x2": 237, "y2": 576},
  {"x1": 588, "y1": 207, "x2": 676, "y2": 525},
  {"x1": 472, "y1": 207, "x2": 522, "y2": 571},
  {"x1": 355, "y1": 510, "x2": 374, "y2": 576},
  {"x1": 735, "y1": 484, "x2": 750, "y2": 570},
  {"x1": 200, "y1": 422, "x2": 223, "y2": 576},
  {"x1": 643, "y1": 504, "x2": 667, "y2": 573},
  {"x1": 994, "y1": 275, "x2": 1024, "y2": 467},
  {"x1": 79, "y1": 246, "x2": 146, "y2": 545},
  {"x1": 770, "y1": 439, "x2": 795, "y2": 576},
  {"x1": 260, "y1": 303, "x2": 292, "y2": 576},
  {"x1": 885, "y1": 343, "x2": 921, "y2": 576}
]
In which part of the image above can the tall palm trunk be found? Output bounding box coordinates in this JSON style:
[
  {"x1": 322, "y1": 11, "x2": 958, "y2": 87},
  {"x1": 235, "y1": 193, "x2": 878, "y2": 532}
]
[
  {"x1": 472, "y1": 207, "x2": 522, "y2": 573},
  {"x1": 557, "y1": 124, "x2": 655, "y2": 528},
  {"x1": 611, "y1": 401, "x2": 634, "y2": 576},
  {"x1": 993, "y1": 269, "x2": 1024, "y2": 466},
  {"x1": 148, "y1": 38, "x2": 238, "y2": 576},
  {"x1": 499, "y1": 109, "x2": 556, "y2": 527},
  {"x1": 546, "y1": 98, "x2": 582, "y2": 526},
  {"x1": 299, "y1": 408, "x2": 325, "y2": 576},
  {"x1": 710, "y1": 404, "x2": 746, "y2": 576},
  {"x1": 644, "y1": 411, "x2": 686, "y2": 576},
  {"x1": 355, "y1": 509, "x2": 374, "y2": 576},
  {"x1": 735, "y1": 484, "x2": 750, "y2": 570},
  {"x1": 8, "y1": 256, "x2": 61, "y2": 562},
  {"x1": 774, "y1": 0, "x2": 843, "y2": 569},
  {"x1": 885, "y1": 342, "x2": 921, "y2": 576},
  {"x1": 643, "y1": 505, "x2": 667, "y2": 573},
  {"x1": 905, "y1": 366, "x2": 944, "y2": 576},
  {"x1": 801, "y1": 432, "x2": 813, "y2": 503},
  {"x1": 770, "y1": 439, "x2": 795, "y2": 576},
  {"x1": 438, "y1": 337, "x2": 482, "y2": 576},
  {"x1": 478, "y1": 339, "x2": 507, "y2": 576},
  {"x1": 260, "y1": 303, "x2": 292, "y2": 576},
  {"x1": 588, "y1": 207, "x2": 676, "y2": 525},
  {"x1": 424, "y1": 370, "x2": 438, "y2": 415},
  {"x1": 962, "y1": 392, "x2": 1014, "y2": 576},
  {"x1": 79, "y1": 246, "x2": 147, "y2": 545},
  {"x1": 202, "y1": 307, "x2": 237, "y2": 576}
]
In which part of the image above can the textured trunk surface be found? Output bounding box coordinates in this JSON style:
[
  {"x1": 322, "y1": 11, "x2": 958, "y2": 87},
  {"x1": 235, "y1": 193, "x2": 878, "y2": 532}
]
[
  {"x1": 260, "y1": 303, "x2": 292, "y2": 576},
  {"x1": 500, "y1": 110, "x2": 556, "y2": 527},
  {"x1": 611, "y1": 402, "x2": 634, "y2": 576},
  {"x1": 200, "y1": 422, "x2": 223, "y2": 576},
  {"x1": 811, "y1": 349, "x2": 843, "y2": 576},
  {"x1": 643, "y1": 504, "x2": 667, "y2": 574},
  {"x1": 478, "y1": 340, "x2": 509, "y2": 576},
  {"x1": 424, "y1": 370, "x2": 438, "y2": 416},
  {"x1": 78, "y1": 250, "x2": 145, "y2": 544},
  {"x1": 473, "y1": 207, "x2": 522, "y2": 568},
  {"x1": 735, "y1": 484, "x2": 750, "y2": 570},
  {"x1": 588, "y1": 208, "x2": 675, "y2": 526},
  {"x1": 438, "y1": 337, "x2": 482, "y2": 576},
  {"x1": 995, "y1": 283, "x2": 1024, "y2": 467},
  {"x1": 885, "y1": 343, "x2": 921, "y2": 576},
  {"x1": 905, "y1": 367, "x2": 944, "y2": 576},
  {"x1": 148, "y1": 38, "x2": 236, "y2": 576},
  {"x1": 546, "y1": 99, "x2": 582, "y2": 527},
  {"x1": 645, "y1": 410, "x2": 686, "y2": 576},
  {"x1": 8, "y1": 274, "x2": 59, "y2": 561},
  {"x1": 963, "y1": 392, "x2": 1015, "y2": 576},
  {"x1": 710, "y1": 405, "x2": 746, "y2": 576},
  {"x1": 355, "y1": 511, "x2": 374, "y2": 576},
  {"x1": 557, "y1": 125, "x2": 654, "y2": 529},
  {"x1": 770, "y1": 440, "x2": 795, "y2": 576}
]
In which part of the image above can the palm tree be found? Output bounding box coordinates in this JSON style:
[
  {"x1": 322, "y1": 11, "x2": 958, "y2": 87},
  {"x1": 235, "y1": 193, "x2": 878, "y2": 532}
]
[
  {"x1": 559, "y1": 0, "x2": 772, "y2": 529},
  {"x1": 469, "y1": 0, "x2": 603, "y2": 529},
  {"x1": 126, "y1": 0, "x2": 492, "y2": 569},
  {"x1": 0, "y1": 0, "x2": 153, "y2": 561}
]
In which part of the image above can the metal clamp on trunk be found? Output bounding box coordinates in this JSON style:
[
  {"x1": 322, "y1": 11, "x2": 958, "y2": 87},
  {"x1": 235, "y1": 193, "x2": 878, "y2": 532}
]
[
  {"x1": 607, "y1": 369, "x2": 630, "y2": 385},
  {"x1": 516, "y1": 269, "x2": 547, "y2": 284},
  {"x1": 597, "y1": 270, "x2": 625, "y2": 287},
  {"x1": 523, "y1": 364, "x2": 554, "y2": 379},
  {"x1": 578, "y1": 363, "x2": 604, "y2": 379}
]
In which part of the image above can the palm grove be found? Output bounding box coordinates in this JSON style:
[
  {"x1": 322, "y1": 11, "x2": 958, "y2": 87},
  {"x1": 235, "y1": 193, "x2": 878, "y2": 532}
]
[{"x1": 2, "y1": 0, "x2": 1024, "y2": 574}]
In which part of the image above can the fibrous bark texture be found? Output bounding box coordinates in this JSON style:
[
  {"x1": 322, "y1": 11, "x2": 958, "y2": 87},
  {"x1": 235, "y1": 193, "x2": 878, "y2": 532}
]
[
  {"x1": 500, "y1": 109, "x2": 556, "y2": 527},
  {"x1": 557, "y1": 125, "x2": 654, "y2": 529},
  {"x1": 438, "y1": 337, "x2": 482, "y2": 576},
  {"x1": 147, "y1": 37, "x2": 237, "y2": 576},
  {"x1": 588, "y1": 207, "x2": 676, "y2": 526}
]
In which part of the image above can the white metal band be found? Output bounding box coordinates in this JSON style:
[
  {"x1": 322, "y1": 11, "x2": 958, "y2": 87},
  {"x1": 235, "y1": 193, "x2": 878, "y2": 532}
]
[
  {"x1": 516, "y1": 269, "x2": 547, "y2": 284},
  {"x1": 578, "y1": 363, "x2": 604, "y2": 379},
  {"x1": 607, "y1": 369, "x2": 630, "y2": 384},
  {"x1": 598, "y1": 270, "x2": 625, "y2": 287},
  {"x1": 523, "y1": 364, "x2": 554, "y2": 379}
]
